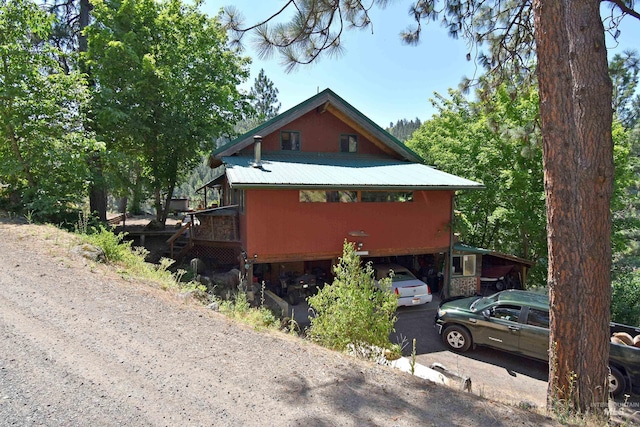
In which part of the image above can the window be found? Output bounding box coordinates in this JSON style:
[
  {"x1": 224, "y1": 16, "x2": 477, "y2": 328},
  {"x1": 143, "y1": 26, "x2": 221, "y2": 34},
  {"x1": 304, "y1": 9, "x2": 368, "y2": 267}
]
[
  {"x1": 340, "y1": 134, "x2": 358, "y2": 153},
  {"x1": 361, "y1": 191, "x2": 413, "y2": 202},
  {"x1": 491, "y1": 305, "x2": 522, "y2": 322},
  {"x1": 299, "y1": 190, "x2": 358, "y2": 203},
  {"x1": 281, "y1": 131, "x2": 300, "y2": 151},
  {"x1": 526, "y1": 308, "x2": 550, "y2": 328},
  {"x1": 452, "y1": 255, "x2": 476, "y2": 276}
]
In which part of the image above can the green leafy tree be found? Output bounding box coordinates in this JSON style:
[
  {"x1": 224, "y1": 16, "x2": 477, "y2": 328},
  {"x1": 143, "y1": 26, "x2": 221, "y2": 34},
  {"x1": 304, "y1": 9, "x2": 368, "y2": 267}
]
[
  {"x1": 85, "y1": 0, "x2": 251, "y2": 226},
  {"x1": 409, "y1": 84, "x2": 637, "y2": 288},
  {"x1": 408, "y1": 84, "x2": 547, "y2": 284},
  {"x1": 41, "y1": 0, "x2": 124, "y2": 221},
  {"x1": 611, "y1": 269, "x2": 640, "y2": 326},
  {"x1": 224, "y1": 0, "x2": 640, "y2": 414},
  {"x1": 0, "y1": 0, "x2": 95, "y2": 222},
  {"x1": 608, "y1": 52, "x2": 640, "y2": 327},
  {"x1": 307, "y1": 241, "x2": 397, "y2": 351}
]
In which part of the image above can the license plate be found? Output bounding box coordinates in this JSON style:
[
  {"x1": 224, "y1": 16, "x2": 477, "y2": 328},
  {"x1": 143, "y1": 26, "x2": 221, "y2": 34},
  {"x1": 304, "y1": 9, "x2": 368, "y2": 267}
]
[{"x1": 412, "y1": 297, "x2": 421, "y2": 305}]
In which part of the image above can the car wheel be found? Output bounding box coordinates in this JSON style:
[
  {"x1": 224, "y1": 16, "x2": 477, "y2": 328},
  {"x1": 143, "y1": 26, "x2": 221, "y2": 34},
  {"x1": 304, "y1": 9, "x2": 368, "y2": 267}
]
[
  {"x1": 495, "y1": 280, "x2": 505, "y2": 291},
  {"x1": 609, "y1": 366, "x2": 626, "y2": 397},
  {"x1": 443, "y1": 325, "x2": 472, "y2": 352}
]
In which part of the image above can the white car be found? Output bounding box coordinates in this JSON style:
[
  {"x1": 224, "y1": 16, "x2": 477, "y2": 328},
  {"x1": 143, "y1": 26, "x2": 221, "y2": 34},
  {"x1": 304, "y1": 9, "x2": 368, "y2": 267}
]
[{"x1": 373, "y1": 264, "x2": 433, "y2": 307}]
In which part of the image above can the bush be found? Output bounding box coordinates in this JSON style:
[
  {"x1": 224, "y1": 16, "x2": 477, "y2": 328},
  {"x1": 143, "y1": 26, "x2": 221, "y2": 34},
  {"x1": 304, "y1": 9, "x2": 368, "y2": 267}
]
[
  {"x1": 75, "y1": 224, "x2": 201, "y2": 294},
  {"x1": 219, "y1": 291, "x2": 279, "y2": 329},
  {"x1": 307, "y1": 241, "x2": 397, "y2": 351},
  {"x1": 80, "y1": 225, "x2": 132, "y2": 263}
]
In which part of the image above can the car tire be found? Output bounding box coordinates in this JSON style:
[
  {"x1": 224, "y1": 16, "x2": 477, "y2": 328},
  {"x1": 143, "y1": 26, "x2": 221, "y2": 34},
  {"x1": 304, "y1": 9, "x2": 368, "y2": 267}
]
[
  {"x1": 443, "y1": 325, "x2": 472, "y2": 352},
  {"x1": 609, "y1": 365, "x2": 626, "y2": 397},
  {"x1": 495, "y1": 280, "x2": 505, "y2": 291}
]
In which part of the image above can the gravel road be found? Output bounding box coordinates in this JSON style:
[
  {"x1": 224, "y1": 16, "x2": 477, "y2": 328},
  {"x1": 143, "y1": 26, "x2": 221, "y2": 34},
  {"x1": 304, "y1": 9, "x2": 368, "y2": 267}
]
[{"x1": 0, "y1": 220, "x2": 559, "y2": 426}]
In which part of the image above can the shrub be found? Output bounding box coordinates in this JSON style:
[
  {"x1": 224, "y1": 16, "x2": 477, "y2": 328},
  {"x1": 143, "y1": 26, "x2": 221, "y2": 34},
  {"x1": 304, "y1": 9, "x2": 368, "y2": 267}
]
[
  {"x1": 75, "y1": 224, "x2": 203, "y2": 294},
  {"x1": 80, "y1": 225, "x2": 132, "y2": 263},
  {"x1": 219, "y1": 291, "x2": 279, "y2": 329},
  {"x1": 307, "y1": 241, "x2": 397, "y2": 351}
]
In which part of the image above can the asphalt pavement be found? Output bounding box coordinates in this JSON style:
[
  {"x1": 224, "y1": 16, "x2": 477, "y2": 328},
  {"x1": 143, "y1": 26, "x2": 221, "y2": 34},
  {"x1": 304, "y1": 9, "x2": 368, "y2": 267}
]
[
  {"x1": 393, "y1": 295, "x2": 550, "y2": 408},
  {"x1": 392, "y1": 295, "x2": 640, "y2": 423}
]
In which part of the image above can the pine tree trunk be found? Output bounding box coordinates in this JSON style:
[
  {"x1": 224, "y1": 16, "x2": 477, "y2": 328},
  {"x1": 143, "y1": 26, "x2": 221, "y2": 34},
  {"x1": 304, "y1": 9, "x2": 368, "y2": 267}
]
[{"x1": 533, "y1": 0, "x2": 613, "y2": 415}]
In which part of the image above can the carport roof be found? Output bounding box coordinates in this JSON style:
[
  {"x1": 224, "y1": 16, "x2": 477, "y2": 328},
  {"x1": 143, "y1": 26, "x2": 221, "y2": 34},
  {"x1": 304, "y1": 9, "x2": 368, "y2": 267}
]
[
  {"x1": 454, "y1": 243, "x2": 535, "y2": 267},
  {"x1": 223, "y1": 153, "x2": 484, "y2": 190}
]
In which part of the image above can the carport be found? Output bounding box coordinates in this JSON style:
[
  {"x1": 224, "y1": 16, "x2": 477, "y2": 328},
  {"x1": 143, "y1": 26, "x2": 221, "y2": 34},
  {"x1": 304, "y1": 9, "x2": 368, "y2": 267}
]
[{"x1": 451, "y1": 243, "x2": 535, "y2": 297}]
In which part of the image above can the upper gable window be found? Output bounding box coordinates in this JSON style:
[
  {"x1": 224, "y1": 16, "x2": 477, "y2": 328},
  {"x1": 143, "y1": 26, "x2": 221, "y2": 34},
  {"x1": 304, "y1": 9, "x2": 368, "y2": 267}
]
[
  {"x1": 281, "y1": 131, "x2": 300, "y2": 151},
  {"x1": 340, "y1": 134, "x2": 358, "y2": 153}
]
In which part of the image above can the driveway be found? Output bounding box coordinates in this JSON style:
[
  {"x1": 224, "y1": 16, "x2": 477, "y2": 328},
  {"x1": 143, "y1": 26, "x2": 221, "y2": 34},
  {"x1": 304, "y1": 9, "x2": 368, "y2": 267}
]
[{"x1": 392, "y1": 295, "x2": 639, "y2": 418}]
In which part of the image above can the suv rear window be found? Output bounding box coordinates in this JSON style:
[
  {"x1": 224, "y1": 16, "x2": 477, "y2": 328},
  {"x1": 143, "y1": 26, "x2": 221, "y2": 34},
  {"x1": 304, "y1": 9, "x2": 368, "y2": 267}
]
[{"x1": 526, "y1": 308, "x2": 550, "y2": 328}]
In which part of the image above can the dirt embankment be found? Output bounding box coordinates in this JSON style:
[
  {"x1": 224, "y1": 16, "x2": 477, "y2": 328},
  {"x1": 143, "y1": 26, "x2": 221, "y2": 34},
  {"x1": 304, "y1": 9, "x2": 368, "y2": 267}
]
[{"x1": 0, "y1": 219, "x2": 561, "y2": 426}]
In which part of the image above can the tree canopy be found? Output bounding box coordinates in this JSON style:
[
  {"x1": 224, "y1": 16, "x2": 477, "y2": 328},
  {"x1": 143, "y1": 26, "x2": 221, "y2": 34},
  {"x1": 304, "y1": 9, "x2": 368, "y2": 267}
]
[
  {"x1": 386, "y1": 118, "x2": 422, "y2": 142},
  {"x1": 407, "y1": 84, "x2": 547, "y2": 282},
  {"x1": 85, "y1": 0, "x2": 251, "y2": 224},
  {"x1": 0, "y1": 0, "x2": 95, "y2": 222},
  {"x1": 249, "y1": 68, "x2": 281, "y2": 121}
]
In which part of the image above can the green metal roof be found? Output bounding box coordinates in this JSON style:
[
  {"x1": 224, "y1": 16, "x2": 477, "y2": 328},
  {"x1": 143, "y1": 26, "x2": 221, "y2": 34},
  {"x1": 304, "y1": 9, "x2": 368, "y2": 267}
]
[
  {"x1": 453, "y1": 243, "x2": 493, "y2": 255},
  {"x1": 453, "y1": 243, "x2": 535, "y2": 267},
  {"x1": 213, "y1": 88, "x2": 423, "y2": 163},
  {"x1": 223, "y1": 152, "x2": 483, "y2": 190}
]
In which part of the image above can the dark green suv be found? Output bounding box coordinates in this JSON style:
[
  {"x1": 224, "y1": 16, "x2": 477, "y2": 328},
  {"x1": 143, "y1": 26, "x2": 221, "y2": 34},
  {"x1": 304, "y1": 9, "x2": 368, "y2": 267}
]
[{"x1": 435, "y1": 290, "x2": 640, "y2": 396}]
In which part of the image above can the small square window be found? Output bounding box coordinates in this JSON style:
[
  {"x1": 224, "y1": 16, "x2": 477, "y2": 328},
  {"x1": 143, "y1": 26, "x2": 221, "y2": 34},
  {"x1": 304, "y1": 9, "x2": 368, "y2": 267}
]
[
  {"x1": 281, "y1": 131, "x2": 300, "y2": 151},
  {"x1": 340, "y1": 134, "x2": 358, "y2": 153},
  {"x1": 453, "y1": 254, "x2": 476, "y2": 276}
]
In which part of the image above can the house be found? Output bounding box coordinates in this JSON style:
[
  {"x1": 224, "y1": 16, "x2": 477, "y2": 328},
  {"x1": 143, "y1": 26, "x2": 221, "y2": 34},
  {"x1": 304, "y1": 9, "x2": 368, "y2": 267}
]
[{"x1": 182, "y1": 89, "x2": 483, "y2": 296}]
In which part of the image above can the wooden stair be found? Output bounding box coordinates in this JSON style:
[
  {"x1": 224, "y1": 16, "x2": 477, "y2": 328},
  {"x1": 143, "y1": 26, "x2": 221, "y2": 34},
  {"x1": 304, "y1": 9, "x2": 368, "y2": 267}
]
[{"x1": 165, "y1": 222, "x2": 194, "y2": 260}]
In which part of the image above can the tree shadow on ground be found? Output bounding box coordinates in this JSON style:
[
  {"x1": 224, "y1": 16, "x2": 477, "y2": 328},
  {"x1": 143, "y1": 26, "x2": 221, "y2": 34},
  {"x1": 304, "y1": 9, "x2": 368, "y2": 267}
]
[{"x1": 274, "y1": 366, "x2": 556, "y2": 426}]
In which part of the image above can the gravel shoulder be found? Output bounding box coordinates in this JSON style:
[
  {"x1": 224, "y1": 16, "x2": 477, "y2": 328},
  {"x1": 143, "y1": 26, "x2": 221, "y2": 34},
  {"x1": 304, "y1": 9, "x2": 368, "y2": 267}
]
[{"x1": 0, "y1": 219, "x2": 561, "y2": 426}]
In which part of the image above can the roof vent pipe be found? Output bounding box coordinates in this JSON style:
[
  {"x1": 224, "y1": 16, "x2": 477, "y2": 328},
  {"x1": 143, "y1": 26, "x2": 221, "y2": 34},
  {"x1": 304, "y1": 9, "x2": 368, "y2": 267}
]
[{"x1": 253, "y1": 135, "x2": 262, "y2": 167}]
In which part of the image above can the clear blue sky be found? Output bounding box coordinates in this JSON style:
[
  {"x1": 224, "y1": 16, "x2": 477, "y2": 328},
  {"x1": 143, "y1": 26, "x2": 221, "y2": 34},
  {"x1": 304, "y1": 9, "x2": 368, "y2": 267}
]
[{"x1": 201, "y1": 1, "x2": 640, "y2": 127}]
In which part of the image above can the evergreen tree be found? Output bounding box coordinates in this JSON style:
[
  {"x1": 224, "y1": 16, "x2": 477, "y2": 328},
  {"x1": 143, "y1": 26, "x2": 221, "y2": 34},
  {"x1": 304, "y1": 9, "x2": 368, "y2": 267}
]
[
  {"x1": 610, "y1": 50, "x2": 640, "y2": 130},
  {"x1": 386, "y1": 118, "x2": 422, "y2": 142},
  {"x1": 249, "y1": 68, "x2": 281, "y2": 121}
]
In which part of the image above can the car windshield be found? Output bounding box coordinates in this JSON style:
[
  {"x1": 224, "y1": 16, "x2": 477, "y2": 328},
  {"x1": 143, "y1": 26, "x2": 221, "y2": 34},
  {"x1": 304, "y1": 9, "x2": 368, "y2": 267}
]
[
  {"x1": 470, "y1": 293, "x2": 500, "y2": 311},
  {"x1": 388, "y1": 270, "x2": 416, "y2": 282}
]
